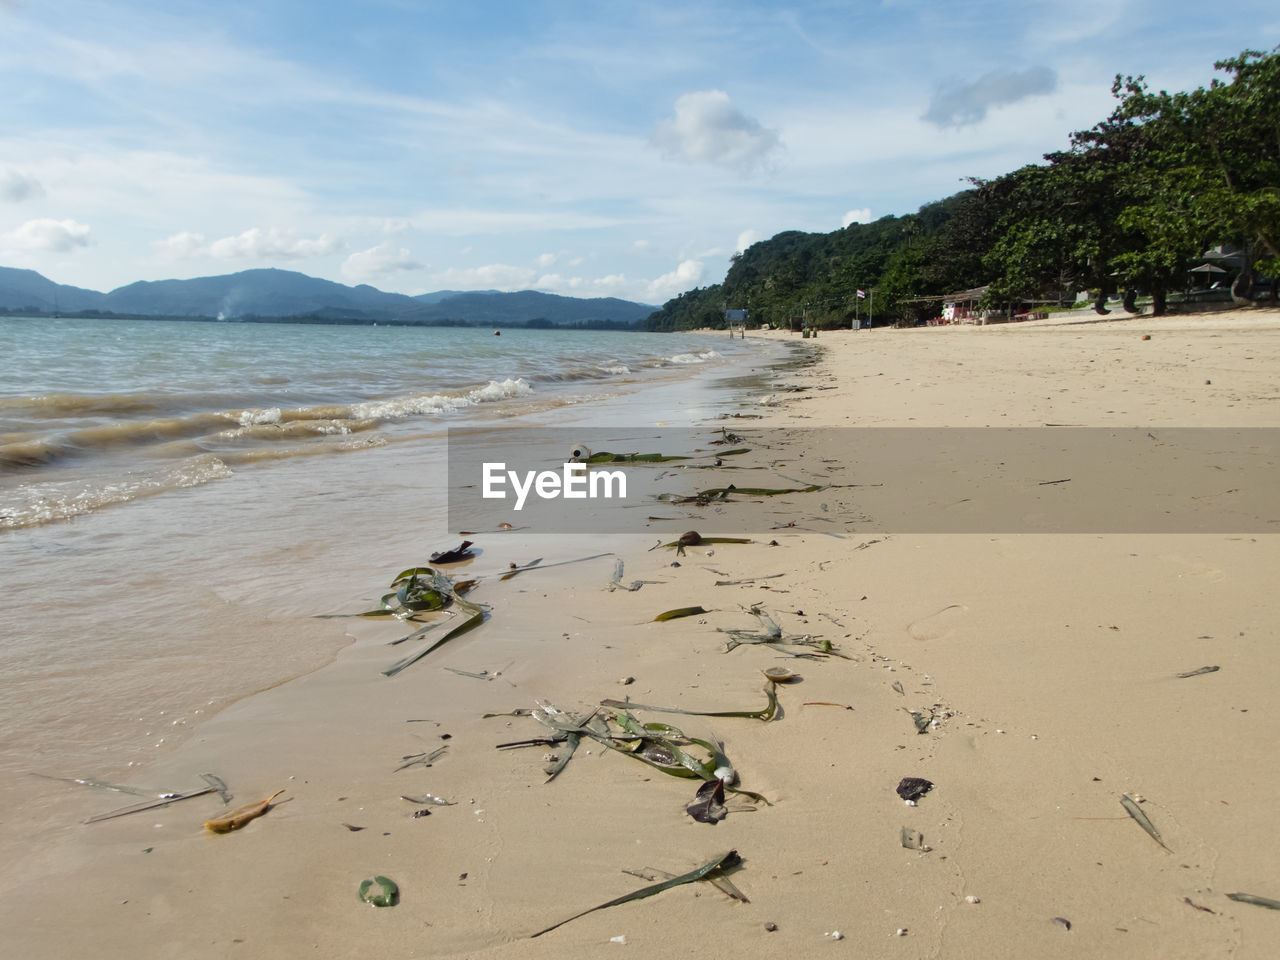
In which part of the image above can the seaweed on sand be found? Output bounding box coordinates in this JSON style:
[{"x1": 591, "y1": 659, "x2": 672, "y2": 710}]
[{"x1": 529, "y1": 851, "x2": 744, "y2": 938}]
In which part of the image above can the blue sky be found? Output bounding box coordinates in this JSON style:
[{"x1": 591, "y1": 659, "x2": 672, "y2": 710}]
[{"x1": 2, "y1": 0, "x2": 1277, "y2": 304}]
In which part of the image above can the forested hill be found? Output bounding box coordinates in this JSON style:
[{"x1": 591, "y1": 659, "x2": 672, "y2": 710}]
[
  {"x1": 644, "y1": 193, "x2": 979, "y2": 330},
  {"x1": 645, "y1": 46, "x2": 1280, "y2": 331}
]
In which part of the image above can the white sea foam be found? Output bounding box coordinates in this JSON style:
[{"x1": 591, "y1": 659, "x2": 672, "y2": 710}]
[
  {"x1": 216, "y1": 418, "x2": 379, "y2": 442},
  {"x1": 599, "y1": 364, "x2": 631, "y2": 375},
  {"x1": 237, "y1": 407, "x2": 283, "y2": 426},
  {"x1": 666, "y1": 349, "x2": 720, "y2": 364},
  {"x1": 0, "y1": 455, "x2": 234, "y2": 530},
  {"x1": 351, "y1": 377, "x2": 533, "y2": 420}
]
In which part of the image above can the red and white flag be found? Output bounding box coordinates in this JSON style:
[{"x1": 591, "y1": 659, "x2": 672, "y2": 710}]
[{"x1": 856, "y1": 289, "x2": 866, "y2": 299}]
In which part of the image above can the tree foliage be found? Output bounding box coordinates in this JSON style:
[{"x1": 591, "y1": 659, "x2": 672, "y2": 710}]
[{"x1": 644, "y1": 46, "x2": 1280, "y2": 329}]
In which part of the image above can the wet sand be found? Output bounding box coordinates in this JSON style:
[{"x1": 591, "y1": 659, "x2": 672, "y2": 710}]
[{"x1": 3, "y1": 308, "x2": 1279, "y2": 959}]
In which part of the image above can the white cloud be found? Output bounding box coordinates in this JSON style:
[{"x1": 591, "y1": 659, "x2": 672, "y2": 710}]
[
  {"x1": 735, "y1": 229, "x2": 761, "y2": 252},
  {"x1": 2, "y1": 217, "x2": 90, "y2": 252},
  {"x1": 652, "y1": 90, "x2": 781, "y2": 171},
  {"x1": 410, "y1": 208, "x2": 622, "y2": 235},
  {"x1": 536, "y1": 251, "x2": 558, "y2": 268},
  {"x1": 155, "y1": 227, "x2": 347, "y2": 264},
  {"x1": 341, "y1": 240, "x2": 423, "y2": 284},
  {"x1": 923, "y1": 67, "x2": 1058, "y2": 127},
  {"x1": 533, "y1": 271, "x2": 635, "y2": 298},
  {"x1": 534, "y1": 272, "x2": 573, "y2": 290},
  {"x1": 155, "y1": 231, "x2": 206, "y2": 258},
  {"x1": 1025, "y1": 0, "x2": 1136, "y2": 46},
  {"x1": 591, "y1": 274, "x2": 630, "y2": 296},
  {"x1": 1, "y1": 169, "x2": 43, "y2": 202},
  {"x1": 646, "y1": 259, "x2": 704, "y2": 302},
  {"x1": 841, "y1": 208, "x2": 872, "y2": 227},
  {"x1": 430, "y1": 263, "x2": 538, "y2": 290},
  {"x1": 379, "y1": 218, "x2": 413, "y2": 234},
  {"x1": 207, "y1": 227, "x2": 344, "y2": 261}
]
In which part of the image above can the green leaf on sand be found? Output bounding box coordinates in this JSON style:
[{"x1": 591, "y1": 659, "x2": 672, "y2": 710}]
[
  {"x1": 659, "y1": 485, "x2": 821, "y2": 503},
  {"x1": 500, "y1": 557, "x2": 542, "y2": 581},
  {"x1": 542, "y1": 731, "x2": 581, "y2": 782},
  {"x1": 652, "y1": 606, "x2": 708, "y2": 622},
  {"x1": 600, "y1": 683, "x2": 779, "y2": 722},
  {"x1": 659, "y1": 537, "x2": 754, "y2": 549},
  {"x1": 516, "y1": 700, "x2": 770, "y2": 804},
  {"x1": 581, "y1": 448, "x2": 750, "y2": 464},
  {"x1": 699, "y1": 485, "x2": 821, "y2": 497},
  {"x1": 529, "y1": 850, "x2": 742, "y2": 938},
  {"x1": 383, "y1": 571, "x2": 484, "y2": 677},
  {"x1": 1120, "y1": 793, "x2": 1171, "y2": 852}
]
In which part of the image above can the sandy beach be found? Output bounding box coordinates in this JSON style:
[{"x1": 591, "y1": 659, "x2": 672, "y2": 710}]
[{"x1": 4, "y1": 307, "x2": 1280, "y2": 959}]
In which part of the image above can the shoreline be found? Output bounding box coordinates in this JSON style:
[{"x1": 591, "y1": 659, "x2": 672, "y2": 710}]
[{"x1": 4, "y1": 311, "x2": 1280, "y2": 958}]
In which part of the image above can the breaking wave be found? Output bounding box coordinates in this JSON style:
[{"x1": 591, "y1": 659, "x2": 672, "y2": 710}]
[
  {"x1": 664, "y1": 350, "x2": 721, "y2": 365},
  {"x1": 0, "y1": 455, "x2": 234, "y2": 530},
  {"x1": 2, "y1": 379, "x2": 536, "y2": 470},
  {"x1": 350, "y1": 378, "x2": 533, "y2": 420}
]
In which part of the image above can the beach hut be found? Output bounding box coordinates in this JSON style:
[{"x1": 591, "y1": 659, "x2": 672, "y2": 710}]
[{"x1": 902, "y1": 286, "x2": 990, "y2": 325}]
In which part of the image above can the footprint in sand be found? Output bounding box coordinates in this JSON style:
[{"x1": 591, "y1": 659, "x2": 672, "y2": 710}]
[{"x1": 908, "y1": 603, "x2": 969, "y2": 641}]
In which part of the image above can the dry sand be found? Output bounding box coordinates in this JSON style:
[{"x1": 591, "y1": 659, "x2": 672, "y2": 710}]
[{"x1": 4, "y1": 307, "x2": 1279, "y2": 959}]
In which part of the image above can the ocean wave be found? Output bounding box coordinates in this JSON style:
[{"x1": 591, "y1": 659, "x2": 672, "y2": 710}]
[
  {"x1": 2, "y1": 378, "x2": 533, "y2": 470},
  {"x1": 216, "y1": 435, "x2": 389, "y2": 465},
  {"x1": 664, "y1": 349, "x2": 721, "y2": 365},
  {"x1": 527, "y1": 363, "x2": 636, "y2": 383},
  {"x1": 1, "y1": 412, "x2": 237, "y2": 467},
  {"x1": 350, "y1": 377, "x2": 533, "y2": 420},
  {"x1": 0, "y1": 437, "x2": 63, "y2": 468},
  {"x1": 0, "y1": 455, "x2": 233, "y2": 530},
  {"x1": 0, "y1": 392, "x2": 164, "y2": 417},
  {"x1": 237, "y1": 407, "x2": 283, "y2": 426},
  {"x1": 213, "y1": 418, "x2": 381, "y2": 443}
]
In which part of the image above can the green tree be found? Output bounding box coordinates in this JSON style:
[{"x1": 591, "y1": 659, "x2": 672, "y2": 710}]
[{"x1": 1111, "y1": 48, "x2": 1280, "y2": 300}]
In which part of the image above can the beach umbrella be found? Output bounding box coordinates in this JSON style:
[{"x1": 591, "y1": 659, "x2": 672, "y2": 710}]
[{"x1": 1189, "y1": 262, "x2": 1227, "y2": 275}]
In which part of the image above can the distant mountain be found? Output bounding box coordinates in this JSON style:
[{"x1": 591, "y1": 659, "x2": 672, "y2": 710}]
[
  {"x1": 0, "y1": 267, "x2": 656, "y2": 326},
  {"x1": 100, "y1": 268, "x2": 420, "y2": 319},
  {"x1": 415, "y1": 290, "x2": 655, "y2": 326},
  {"x1": 0, "y1": 266, "x2": 106, "y2": 313},
  {"x1": 413, "y1": 289, "x2": 499, "y2": 304}
]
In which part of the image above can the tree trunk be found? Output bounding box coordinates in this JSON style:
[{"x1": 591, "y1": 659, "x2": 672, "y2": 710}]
[
  {"x1": 1151, "y1": 285, "x2": 1167, "y2": 316},
  {"x1": 1232, "y1": 241, "x2": 1255, "y2": 304}
]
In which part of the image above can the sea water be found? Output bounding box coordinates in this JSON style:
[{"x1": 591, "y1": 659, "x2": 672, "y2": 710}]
[
  {"x1": 0, "y1": 316, "x2": 746, "y2": 528},
  {"x1": 0, "y1": 315, "x2": 789, "y2": 854}
]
